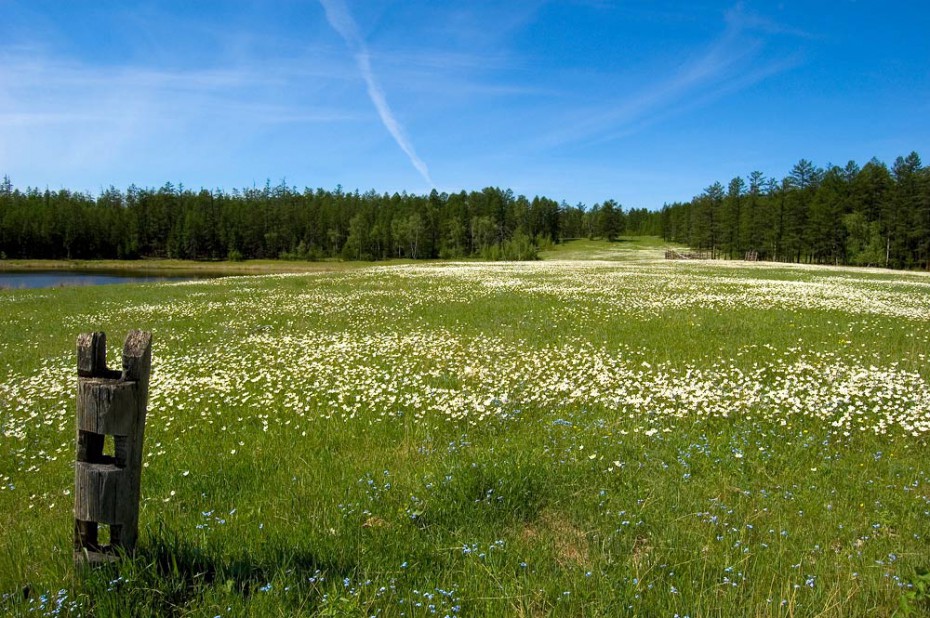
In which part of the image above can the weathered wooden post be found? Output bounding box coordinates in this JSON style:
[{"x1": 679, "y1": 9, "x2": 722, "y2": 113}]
[{"x1": 74, "y1": 330, "x2": 152, "y2": 566}]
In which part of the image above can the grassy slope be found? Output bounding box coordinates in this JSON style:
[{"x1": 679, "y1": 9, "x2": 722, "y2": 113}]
[
  {"x1": 539, "y1": 236, "x2": 679, "y2": 261},
  {"x1": 1, "y1": 240, "x2": 929, "y2": 616}
]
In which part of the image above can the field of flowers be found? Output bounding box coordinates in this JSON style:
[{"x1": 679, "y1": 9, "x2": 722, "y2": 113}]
[{"x1": 2, "y1": 249, "x2": 930, "y2": 616}]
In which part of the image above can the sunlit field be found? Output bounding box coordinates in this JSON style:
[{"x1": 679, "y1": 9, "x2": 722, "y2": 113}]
[{"x1": 2, "y1": 241, "x2": 930, "y2": 616}]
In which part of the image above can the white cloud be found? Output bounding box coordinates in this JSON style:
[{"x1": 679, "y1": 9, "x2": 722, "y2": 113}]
[{"x1": 318, "y1": 0, "x2": 434, "y2": 187}]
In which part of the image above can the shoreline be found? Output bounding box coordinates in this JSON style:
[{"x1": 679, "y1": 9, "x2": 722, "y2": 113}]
[{"x1": 0, "y1": 257, "x2": 394, "y2": 275}]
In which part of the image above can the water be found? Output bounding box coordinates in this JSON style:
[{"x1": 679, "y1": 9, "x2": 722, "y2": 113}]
[{"x1": 0, "y1": 270, "x2": 221, "y2": 289}]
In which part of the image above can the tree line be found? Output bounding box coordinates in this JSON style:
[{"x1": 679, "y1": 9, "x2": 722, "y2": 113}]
[
  {"x1": 3, "y1": 151, "x2": 924, "y2": 268},
  {"x1": 0, "y1": 178, "x2": 658, "y2": 262},
  {"x1": 659, "y1": 152, "x2": 930, "y2": 269}
]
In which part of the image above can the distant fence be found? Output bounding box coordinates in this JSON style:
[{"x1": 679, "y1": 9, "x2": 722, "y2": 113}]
[
  {"x1": 664, "y1": 249, "x2": 762, "y2": 261},
  {"x1": 664, "y1": 249, "x2": 712, "y2": 260},
  {"x1": 74, "y1": 330, "x2": 152, "y2": 566}
]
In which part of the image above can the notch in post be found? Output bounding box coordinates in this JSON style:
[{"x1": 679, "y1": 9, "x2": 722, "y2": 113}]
[{"x1": 76, "y1": 332, "x2": 121, "y2": 380}]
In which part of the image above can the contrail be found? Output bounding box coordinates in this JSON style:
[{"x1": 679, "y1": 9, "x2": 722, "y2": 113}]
[{"x1": 318, "y1": 0, "x2": 434, "y2": 186}]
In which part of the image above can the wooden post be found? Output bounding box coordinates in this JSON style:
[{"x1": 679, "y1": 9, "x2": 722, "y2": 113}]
[{"x1": 74, "y1": 330, "x2": 152, "y2": 566}]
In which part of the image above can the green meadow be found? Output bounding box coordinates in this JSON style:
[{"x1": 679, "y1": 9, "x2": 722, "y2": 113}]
[{"x1": 2, "y1": 239, "x2": 930, "y2": 616}]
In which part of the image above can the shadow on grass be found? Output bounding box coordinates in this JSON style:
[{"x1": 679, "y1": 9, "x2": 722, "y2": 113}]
[
  {"x1": 73, "y1": 527, "x2": 356, "y2": 616},
  {"x1": 145, "y1": 534, "x2": 323, "y2": 594}
]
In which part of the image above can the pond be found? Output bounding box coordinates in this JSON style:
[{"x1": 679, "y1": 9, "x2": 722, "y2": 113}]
[{"x1": 0, "y1": 270, "x2": 223, "y2": 289}]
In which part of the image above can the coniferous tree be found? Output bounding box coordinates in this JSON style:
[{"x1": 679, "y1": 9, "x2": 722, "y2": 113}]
[
  {"x1": 597, "y1": 199, "x2": 622, "y2": 241},
  {"x1": 722, "y1": 177, "x2": 744, "y2": 258}
]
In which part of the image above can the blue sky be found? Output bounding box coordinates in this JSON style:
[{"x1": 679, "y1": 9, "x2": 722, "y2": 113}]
[{"x1": 1, "y1": 1, "x2": 927, "y2": 209}]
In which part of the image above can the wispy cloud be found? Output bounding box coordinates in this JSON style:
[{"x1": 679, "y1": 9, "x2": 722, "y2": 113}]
[
  {"x1": 540, "y1": 4, "x2": 806, "y2": 147},
  {"x1": 724, "y1": 3, "x2": 817, "y2": 40},
  {"x1": 0, "y1": 47, "x2": 363, "y2": 184},
  {"x1": 318, "y1": 0, "x2": 434, "y2": 187}
]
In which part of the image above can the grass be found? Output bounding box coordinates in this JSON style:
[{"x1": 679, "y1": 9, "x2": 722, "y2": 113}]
[
  {"x1": 539, "y1": 236, "x2": 681, "y2": 261},
  {"x1": 2, "y1": 239, "x2": 930, "y2": 616}
]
